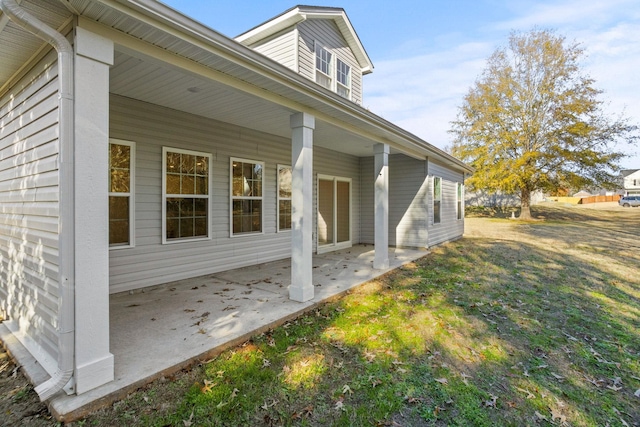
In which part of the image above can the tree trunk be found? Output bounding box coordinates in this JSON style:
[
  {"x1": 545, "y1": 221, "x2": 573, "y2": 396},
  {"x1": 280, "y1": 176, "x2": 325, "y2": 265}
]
[{"x1": 519, "y1": 188, "x2": 532, "y2": 220}]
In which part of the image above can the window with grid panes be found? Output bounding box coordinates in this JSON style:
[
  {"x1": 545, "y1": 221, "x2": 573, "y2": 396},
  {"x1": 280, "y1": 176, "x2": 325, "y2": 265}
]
[
  {"x1": 336, "y1": 59, "x2": 351, "y2": 99},
  {"x1": 433, "y1": 177, "x2": 442, "y2": 224},
  {"x1": 109, "y1": 140, "x2": 135, "y2": 247},
  {"x1": 163, "y1": 148, "x2": 211, "y2": 242},
  {"x1": 231, "y1": 158, "x2": 264, "y2": 235},
  {"x1": 277, "y1": 165, "x2": 292, "y2": 231},
  {"x1": 315, "y1": 44, "x2": 332, "y2": 89}
]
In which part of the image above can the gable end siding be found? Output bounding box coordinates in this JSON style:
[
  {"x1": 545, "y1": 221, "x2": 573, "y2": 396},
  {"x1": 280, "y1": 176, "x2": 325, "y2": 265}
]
[
  {"x1": 247, "y1": 28, "x2": 298, "y2": 72},
  {"x1": 297, "y1": 19, "x2": 363, "y2": 104},
  {"x1": 0, "y1": 51, "x2": 61, "y2": 374}
]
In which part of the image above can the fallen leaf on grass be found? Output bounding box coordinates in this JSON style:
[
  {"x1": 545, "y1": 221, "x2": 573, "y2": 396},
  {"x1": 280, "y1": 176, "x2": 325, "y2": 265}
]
[
  {"x1": 201, "y1": 379, "x2": 216, "y2": 393},
  {"x1": 634, "y1": 389, "x2": 640, "y2": 398},
  {"x1": 483, "y1": 395, "x2": 497, "y2": 408},
  {"x1": 334, "y1": 398, "x2": 345, "y2": 411},
  {"x1": 262, "y1": 358, "x2": 271, "y2": 368},
  {"x1": 550, "y1": 407, "x2": 567, "y2": 424},
  {"x1": 261, "y1": 399, "x2": 279, "y2": 410},
  {"x1": 183, "y1": 411, "x2": 194, "y2": 427},
  {"x1": 607, "y1": 377, "x2": 623, "y2": 391},
  {"x1": 302, "y1": 405, "x2": 313, "y2": 417},
  {"x1": 516, "y1": 387, "x2": 535, "y2": 399},
  {"x1": 435, "y1": 378, "x2": 448, "y2": 385},
  {"x1": 461, "y1": 372, "x2": 472, "y2": 386},
  {"x1": 535, "y1": 411, "x2": 548, "y2": 421},
  {"x1": 282, "y1": 345, "x2": 297, "y2": 354},
  {"x1": 551, "y1": 372, "x2": 564, "y2": 381},
  {"x1": 342, "y1": 384, "x2": 353, "y2": 395},
  {"x1": 364, "y1": 350, "x2": 376, "y2": 362}
]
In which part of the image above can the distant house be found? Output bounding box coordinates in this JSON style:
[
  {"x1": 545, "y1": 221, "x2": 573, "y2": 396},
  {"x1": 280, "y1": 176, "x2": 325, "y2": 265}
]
[
  {"x1": 572, "y1": 190, "x2": 592, "y2": 198},
  {"x1": 621, "y1": 169, "x2": 640, "y2": 195},
  {"x1": 0, "y1": 1, "x2": 471, "y2": 400}
]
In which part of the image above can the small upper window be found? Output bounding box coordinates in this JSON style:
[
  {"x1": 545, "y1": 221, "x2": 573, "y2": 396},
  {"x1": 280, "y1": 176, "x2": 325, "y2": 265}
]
[
  {"x1": 315, "y1": 44, "x2": 332, "y2": 90},
  {"x1": 336, "y1": 59, "x2": 351, "y2": 99},
  {"x1": 109, "y1": 140, "x2": 135, "y2": 248},
  {"x1": 231, "y1": 158, "x2": 264, "y2": 235}
]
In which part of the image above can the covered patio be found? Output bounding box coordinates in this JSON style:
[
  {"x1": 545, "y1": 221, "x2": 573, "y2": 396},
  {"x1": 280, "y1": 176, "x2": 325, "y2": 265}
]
[{"x1": 4, "y1": 245, "x2": 426, "y2": 419}]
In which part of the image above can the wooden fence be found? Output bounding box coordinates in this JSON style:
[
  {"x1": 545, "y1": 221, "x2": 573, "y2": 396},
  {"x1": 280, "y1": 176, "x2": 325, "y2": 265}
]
[{"x1": 547, "y1": 195, "x2": 621, "y2": 204}]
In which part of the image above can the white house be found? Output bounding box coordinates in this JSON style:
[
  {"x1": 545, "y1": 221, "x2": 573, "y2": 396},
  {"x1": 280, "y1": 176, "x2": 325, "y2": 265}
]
[
  {"x1": 0, "y1": 0, "x2": 471, "y2": 403},
  {"x1": 621, "y1": 169, "x2": 640, "y2": 195}
]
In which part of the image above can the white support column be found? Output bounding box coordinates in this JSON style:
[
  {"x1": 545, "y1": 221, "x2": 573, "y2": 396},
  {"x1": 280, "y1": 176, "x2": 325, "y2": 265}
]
[
  {"x1": 73, "y1": 27, "x2": 114, "y2": 394},
  {"x1": 289, "y1": 112, "x2": 315, "y2": 302},
  {"x1": 374, "y1": 143, "x2": 390, "y2": 269}
]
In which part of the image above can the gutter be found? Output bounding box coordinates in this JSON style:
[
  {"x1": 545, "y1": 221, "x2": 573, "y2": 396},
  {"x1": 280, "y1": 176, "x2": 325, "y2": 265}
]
[{"x1": 0, "y1": 0, "x2": 75, "y2": 401}]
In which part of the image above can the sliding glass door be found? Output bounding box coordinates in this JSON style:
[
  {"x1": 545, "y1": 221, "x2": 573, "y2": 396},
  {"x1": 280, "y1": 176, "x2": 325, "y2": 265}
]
[{"x1": 317, "y1": 175, "x2": 351, "y2": 253}]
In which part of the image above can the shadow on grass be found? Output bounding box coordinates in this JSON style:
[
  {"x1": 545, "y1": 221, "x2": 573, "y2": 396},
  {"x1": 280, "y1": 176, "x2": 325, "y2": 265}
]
[{"x1": 79, "y1": 211, "x2": 640, "y2": 427}]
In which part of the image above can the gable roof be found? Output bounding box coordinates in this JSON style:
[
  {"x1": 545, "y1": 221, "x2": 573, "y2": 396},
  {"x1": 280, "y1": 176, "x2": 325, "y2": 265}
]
[
  {"x1": 621, "y1": 169, "x2": 640, "y2": 178},
  {"x1": 235, "y1": 5, "x2": 374, "y2": 75}
]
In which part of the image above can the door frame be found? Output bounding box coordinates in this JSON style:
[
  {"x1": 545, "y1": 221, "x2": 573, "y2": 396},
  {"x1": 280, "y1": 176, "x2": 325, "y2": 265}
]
[{"x1": 317, "y1": 174, "x2": 352, "y2": 254}]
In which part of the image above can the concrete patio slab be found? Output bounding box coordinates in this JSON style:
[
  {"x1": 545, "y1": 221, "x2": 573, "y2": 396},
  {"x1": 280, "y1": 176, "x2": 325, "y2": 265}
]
[{"x1": 1, "y1": 245, "x2": 427, "y2": 421}]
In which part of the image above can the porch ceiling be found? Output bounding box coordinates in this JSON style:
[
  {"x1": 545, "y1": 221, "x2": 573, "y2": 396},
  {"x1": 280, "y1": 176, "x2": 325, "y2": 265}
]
[{"x1": 110, "y1": 50, "x2": 384, "y2": 158}]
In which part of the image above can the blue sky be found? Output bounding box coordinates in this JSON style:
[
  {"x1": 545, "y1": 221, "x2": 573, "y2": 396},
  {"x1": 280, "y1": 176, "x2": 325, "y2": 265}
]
[{"x1": 162, "y1": 0, "x2": 640, "y2": 169}]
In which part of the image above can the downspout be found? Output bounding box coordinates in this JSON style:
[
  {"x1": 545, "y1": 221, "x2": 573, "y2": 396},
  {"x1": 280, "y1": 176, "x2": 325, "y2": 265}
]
[{"x1": 0, "y1": 0, "x2": 75, "y2": 401}]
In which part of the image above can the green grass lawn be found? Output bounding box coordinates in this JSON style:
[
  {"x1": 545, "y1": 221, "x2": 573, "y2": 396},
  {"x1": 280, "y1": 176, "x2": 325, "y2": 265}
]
[{"x1": 9, "y1": 204, "x2": 640, "y2": 426}]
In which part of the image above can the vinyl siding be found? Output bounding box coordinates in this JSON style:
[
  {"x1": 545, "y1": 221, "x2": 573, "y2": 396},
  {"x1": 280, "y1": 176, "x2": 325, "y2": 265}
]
[
  {"x1": 427, "y1": 159, "x2": 465, "y2": 246},
  {"x1": 109, "y1": 95, "x2": 361, "y2": 293},
  {"x1": 0, "y1": 50, "x2": 61, "y2": 373},
  {"x1": 247, "y1": 28, "x2": 297, "y2": 71},
  {"x1": 360, "y1": 154, "x2": 429, "y2": 248},
  {"x1": 297, "y1": 19, "x2": 363, "y2": 104}
]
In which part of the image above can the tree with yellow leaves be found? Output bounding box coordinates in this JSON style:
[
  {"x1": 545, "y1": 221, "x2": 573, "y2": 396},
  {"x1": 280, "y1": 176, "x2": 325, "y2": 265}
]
[{"x1": 450, "y1": 29, "x2": 638, "y2": 219}]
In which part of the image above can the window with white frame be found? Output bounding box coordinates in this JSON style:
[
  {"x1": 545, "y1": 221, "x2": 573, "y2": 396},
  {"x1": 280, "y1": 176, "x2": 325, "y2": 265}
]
[
  {"x1": 433, "y1": 176, "x2": 442, "y2": 224},
  {"x1": 231, "y1": 158, "x2": 264, "y2": 235},
  {"x1": 315, "y1": 43, "x2": 332, "y2": 90},
  {"x1": 457, "y1": 182, "x2": 464, "y2": 220},
  {"x1": 336, "y1": 59, "x2": 351, "y2": 99},
  {"x1": 109, "y1": 139, "x2": 135, "y2": 247},
  {"x1": 277, "y1": 165, "x2": 292, "y2": 231},
  {"x1": 163, "y1": 147, "x2": 211, "y2": 242}
]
